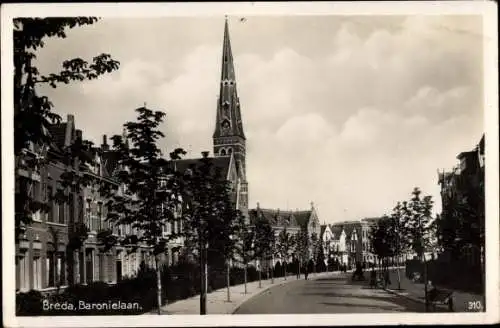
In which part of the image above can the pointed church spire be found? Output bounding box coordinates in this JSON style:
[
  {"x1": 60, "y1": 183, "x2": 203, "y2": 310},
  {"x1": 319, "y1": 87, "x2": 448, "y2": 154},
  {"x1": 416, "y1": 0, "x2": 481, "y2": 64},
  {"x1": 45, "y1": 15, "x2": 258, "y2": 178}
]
[
  {"x1": 221, "y1": 16, "x2": 235, "y2": 82},
  {"x1": 213, "y1": 17, "x2": 249, "y2": 222},
  {"x1": 213, "y1": 17, "x2": 245, "y2": 140}
]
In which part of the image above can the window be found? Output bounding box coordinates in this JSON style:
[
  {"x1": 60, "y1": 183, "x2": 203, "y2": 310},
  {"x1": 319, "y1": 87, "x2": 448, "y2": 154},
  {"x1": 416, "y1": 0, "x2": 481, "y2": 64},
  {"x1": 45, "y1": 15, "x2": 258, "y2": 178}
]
[
  {"x1": 47, "y1": 186, "x2": 54, "y2": 222},
  {"x1": 57, "y1": 253, "x2": 65, "y2": 286},
  {"x1": 46, "y1": 253, "x2": 55, "y2": 287},
  {"x1": 228, "y1": 148, "x2": 233, "y2": 155},
  {"x1": 69, "y1": 195, "x2": 74, "y2": 224},
  {"x1": 85, "y1": 249, "x2": 93, "y2": 284},
  {"x1": 85, "y1": 200, "x2": 92, "y2": 230},
  {"x1": 33, "y1": 257, "x2": 42, "y2": 289},
  {"x1": 220, "y1": 149, "x2": 226, "y2": 156},
  {"x1": 18, "y1": 256, "x2": 29, "y2": 291},
  {"x1": 58, "y1": 202, "x2": 65, "y2": 224},
  {"x1": 97, "y1": 203, "x2": 103, "y2": 231},
  {"x1": 78, "y1": 196, "x2": 84, "y2": 223}
]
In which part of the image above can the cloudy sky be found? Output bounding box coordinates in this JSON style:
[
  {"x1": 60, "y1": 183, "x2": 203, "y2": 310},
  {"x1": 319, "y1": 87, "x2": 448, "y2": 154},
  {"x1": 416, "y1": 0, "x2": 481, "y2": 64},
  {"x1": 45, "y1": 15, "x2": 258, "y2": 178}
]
[{"x1": 33, "y1": 15, "x2": 484, "y2": 223}]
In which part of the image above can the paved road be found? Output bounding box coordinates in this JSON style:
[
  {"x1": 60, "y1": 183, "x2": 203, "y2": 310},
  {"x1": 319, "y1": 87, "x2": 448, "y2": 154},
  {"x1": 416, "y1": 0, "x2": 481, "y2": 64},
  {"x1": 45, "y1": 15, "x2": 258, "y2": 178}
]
[{"x1": 234, "y1": 272, "x2": 425, "y2": 314}]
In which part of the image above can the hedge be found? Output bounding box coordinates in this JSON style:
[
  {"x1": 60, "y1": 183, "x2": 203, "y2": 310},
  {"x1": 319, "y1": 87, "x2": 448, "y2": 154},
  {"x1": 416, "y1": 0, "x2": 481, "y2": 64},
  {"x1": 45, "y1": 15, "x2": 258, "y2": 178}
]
[{"x1": 17, "y1": 261, "x2": 295, "y2": 316}]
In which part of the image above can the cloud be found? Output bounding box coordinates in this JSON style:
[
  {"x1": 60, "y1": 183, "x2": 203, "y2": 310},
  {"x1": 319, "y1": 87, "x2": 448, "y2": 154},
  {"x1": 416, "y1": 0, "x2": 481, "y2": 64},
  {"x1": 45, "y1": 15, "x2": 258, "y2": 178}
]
[{"x1": 33, "y1": 16, "x2": 484, "y2": 223}]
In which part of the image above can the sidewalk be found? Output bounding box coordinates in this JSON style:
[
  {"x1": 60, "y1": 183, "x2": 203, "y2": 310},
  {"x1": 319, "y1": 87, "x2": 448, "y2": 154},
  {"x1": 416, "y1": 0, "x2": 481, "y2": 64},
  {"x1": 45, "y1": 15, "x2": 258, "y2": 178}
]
[
  {"x1": 151, "y1": 271, "x2": 336, "y2": 315},
  {"x1": 383, "y1": 269, "x2": 484, "y2": 312}
]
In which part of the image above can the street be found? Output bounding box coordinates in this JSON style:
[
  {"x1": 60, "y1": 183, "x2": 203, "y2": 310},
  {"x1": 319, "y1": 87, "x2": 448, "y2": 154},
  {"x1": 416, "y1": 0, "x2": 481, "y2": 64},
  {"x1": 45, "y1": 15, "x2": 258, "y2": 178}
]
[{"x1": 234, "y1": 272, "x2": 425, "y2": 314}]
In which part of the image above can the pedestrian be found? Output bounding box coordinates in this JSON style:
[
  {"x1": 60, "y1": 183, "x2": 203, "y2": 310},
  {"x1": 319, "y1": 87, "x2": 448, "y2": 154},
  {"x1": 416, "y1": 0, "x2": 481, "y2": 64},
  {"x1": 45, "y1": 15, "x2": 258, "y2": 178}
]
[
  {"x1": 304, "y1": 266, "x2": 309, "y2": 280},
  {"x1": 370, "y1": 268, "x2": 377, "y2": 288},
  {"x1": 427, "y1": 280, "x2": 438, "y2": 311},
  {"x1": 384, "y1": 269, "x2": 391, "y2": 288}
]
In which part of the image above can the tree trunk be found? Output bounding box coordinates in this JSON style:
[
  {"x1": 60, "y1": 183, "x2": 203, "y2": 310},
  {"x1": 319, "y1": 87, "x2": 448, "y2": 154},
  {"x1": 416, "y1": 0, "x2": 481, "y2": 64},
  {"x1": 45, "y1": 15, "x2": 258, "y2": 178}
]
[
  {"x1": 244, "y1": 262, "x2": 248, "y2": 294},
  {"x1": 156, "y1": 256, "x2": 162, "y2": 315},
  {"x1": 423, "y1": 253, "x2": 428, "y2": 312},
  {"x1": 271, "y1": 261, "x2": 274, "y2": 284},
  {"x1": 226, "y1": 260, "x2": 231, "y2": 302},
  {"x1": 396, "y1": 255, "x2": 401, "y2": 290},
  {"x1": 200, "y1": 242, "x2": 207, "y2": 315},
  {"x1": 284, "y1": 261, "x2": 287, "y2": 280},
  {"x1": 297, "y1": 259, "x2": 300, "y2": 280},
  {"x1": 258, "y1": 260, "x2": 262, "y2": 288}
]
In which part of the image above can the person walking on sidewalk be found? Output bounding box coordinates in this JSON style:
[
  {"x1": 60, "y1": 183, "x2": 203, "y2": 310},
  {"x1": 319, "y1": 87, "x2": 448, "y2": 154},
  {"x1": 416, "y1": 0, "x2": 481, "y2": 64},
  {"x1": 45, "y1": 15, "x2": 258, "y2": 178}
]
[
  {"x1": 384, "y1": 269, "x2": 391, "y2": 288},
  {"x1": 304, "y1": 265, "x2": 309, "y2": 280},
  {"x1": 370, "y1": 268, "x2": 377, "y2": 288}
]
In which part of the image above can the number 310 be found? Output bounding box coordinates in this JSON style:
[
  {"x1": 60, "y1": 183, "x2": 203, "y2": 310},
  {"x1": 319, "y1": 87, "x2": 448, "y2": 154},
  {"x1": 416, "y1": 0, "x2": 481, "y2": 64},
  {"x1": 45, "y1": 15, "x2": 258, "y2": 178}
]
[{"x1": 468, "y1": 301, "x2": 483, "y2": 311}]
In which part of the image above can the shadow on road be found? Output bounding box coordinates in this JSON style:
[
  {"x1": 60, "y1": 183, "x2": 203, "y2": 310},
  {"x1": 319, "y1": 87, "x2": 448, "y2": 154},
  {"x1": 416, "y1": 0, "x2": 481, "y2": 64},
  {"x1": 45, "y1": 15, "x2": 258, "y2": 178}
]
[{"x1": 318, "y1": 301, "x2": 413, "y2": 312}]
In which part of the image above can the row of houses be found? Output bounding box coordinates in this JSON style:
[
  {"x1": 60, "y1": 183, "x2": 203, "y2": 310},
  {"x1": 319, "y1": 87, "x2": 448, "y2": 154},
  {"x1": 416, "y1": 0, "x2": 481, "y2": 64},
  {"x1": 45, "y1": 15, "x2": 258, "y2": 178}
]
[
  {"x1": 320, "y1": 218, "x2": 380, "y2": 267},
  {"x1": 15, "y1": 18, "x2": 251, "y2": 293},
  {"x1": 248, "y1": 203, "x2": 321, "y2": 267},
  {"x1": 437, "y1": 134, "x2": 485, "y2": 265},
  {"x1": 15, "y1": 114, "x2": 190, "y2": 293}
]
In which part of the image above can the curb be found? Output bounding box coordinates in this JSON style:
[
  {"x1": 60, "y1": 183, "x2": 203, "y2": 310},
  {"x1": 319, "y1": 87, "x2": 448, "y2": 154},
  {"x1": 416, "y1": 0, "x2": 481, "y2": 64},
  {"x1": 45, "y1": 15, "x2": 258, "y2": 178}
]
[
  {"x1": 384, "y1": 287, "x2": 424, "y2": 305},
  {"x1": 229, "y1": 278, "x2": 291, "y2": 314},
  {"x1": 383, "y1": 287, "x2": 451, "y2": 312},
  {"x1": 230, "y1": 271, "x2": 338, "y2": 314}
]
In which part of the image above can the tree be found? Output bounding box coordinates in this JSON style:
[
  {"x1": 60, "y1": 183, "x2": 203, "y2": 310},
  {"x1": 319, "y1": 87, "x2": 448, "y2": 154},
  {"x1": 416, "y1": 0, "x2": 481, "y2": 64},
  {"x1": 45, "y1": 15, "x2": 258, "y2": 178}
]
[
  {"x1": 310, "y1": 232, "x2": 320, "y2": 274},
  {"x1": 181, "y1": 151, "x2": 242, "y2": 312},
  {"x1": 253, "y1": 214, "x2": 275, "y2": 287},
  {"x1": 369, "y1": 216, "x2": 394, "y2": 271},
  {"x1": 104, "y1": 106, "x2": 186, "y2": 315},
  {"x1": 404, "y1": 188, "x2": 434, "y2": 259},
  {"x1": 315, "y1": 237, "x2": 327, "y2": 272},
  {"x1": 389, "y1": 202, "x2": 406, "y2": 290},
  {"x1": 14, "y1": 17, "x2": 120, "y2": 239},
  {"x1": 276, "y1": 227, "x2": 294, "y2": 279},
  {"x1": 233, "y1": 219, "x2": 255, "y2": 294},
  {"x1": 294, "y1": 228, "x2": 309, "y2": 277},
  {"x1": 436, "y1": 168, "x2": 485, "y2": 290},
  {"x1": 402, "y1": 187, "x2": 435, "y2": 310}
]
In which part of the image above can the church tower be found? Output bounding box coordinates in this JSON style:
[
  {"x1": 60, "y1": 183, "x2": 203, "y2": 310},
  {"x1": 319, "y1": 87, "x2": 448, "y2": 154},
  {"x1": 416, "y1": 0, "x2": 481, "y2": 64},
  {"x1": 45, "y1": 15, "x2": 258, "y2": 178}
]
[{"x1": 213, "y1": 17, "x2": 248, "y2": 217}]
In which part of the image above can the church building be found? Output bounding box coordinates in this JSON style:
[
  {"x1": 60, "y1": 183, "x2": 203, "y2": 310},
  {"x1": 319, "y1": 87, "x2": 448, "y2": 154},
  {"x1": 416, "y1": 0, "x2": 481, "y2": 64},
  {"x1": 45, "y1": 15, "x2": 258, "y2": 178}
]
[{"x1": 167, "y1": 17, "x2": 249, "y2": 222}]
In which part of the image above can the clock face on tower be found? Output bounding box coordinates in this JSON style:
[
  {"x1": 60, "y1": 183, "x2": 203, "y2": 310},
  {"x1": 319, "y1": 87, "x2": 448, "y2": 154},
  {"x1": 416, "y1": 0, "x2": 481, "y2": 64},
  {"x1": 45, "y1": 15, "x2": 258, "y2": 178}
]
[{"x1": 221, "y1": 119, "x2": 230, "y2": 134}]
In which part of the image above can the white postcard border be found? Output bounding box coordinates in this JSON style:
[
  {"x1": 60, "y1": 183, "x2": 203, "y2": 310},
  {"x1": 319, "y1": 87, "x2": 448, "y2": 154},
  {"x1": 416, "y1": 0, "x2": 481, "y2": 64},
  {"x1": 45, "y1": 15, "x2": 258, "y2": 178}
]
[{"x1": 2, "y1": 1, "x2": 498, "y2": 327}]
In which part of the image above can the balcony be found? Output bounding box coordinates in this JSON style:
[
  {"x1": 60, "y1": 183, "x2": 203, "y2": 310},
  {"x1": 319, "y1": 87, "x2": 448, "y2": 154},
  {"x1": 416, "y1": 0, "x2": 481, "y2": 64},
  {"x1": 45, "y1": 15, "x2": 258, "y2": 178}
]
[
  {"x1": 18, "y1": 239, "x2": 30, "y2": 251},
  {"x1": 32, "y1": 240, "x2": 42, "y2": 250}
]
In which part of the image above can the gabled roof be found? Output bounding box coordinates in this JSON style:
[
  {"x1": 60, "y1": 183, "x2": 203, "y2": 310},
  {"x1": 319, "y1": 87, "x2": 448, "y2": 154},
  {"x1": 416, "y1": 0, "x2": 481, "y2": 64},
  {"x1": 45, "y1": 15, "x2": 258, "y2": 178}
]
[
  {"x1": 249, "y1": 208, "x2": 300, "y2": 228},
  {"x1": 330, "y1": 225, "x2": 343, "y2": 240},
  {"x1": 47, "y1": 123, "x2": 68, "y2": 151},
  {"x1": 167, "y1": 155, "x2": 232, "y2": 180},
  {"x1": 457, "y1": 150, "x2": 476, "y2": 161},
  {"x1": 101, "y1": 150, "x2": 121, "y2": 178},
  {"x1": 478, "y1": 134, "x2": 485, "y2": 155},
  {"x1": 331, "y1": 221, "x2": 362, "y2": 241},
  {"x1": 320, "y1": 224, "x2": 327, "y2": 237},
  {"x1": 294, "y1": 210, "x2": 312, "y2": 228}
]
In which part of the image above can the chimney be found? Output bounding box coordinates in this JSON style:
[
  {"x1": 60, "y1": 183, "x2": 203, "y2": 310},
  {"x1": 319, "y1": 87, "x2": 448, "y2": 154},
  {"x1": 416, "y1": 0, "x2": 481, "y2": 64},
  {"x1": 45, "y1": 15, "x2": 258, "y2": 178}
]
[
  {"x1": 65, "y1": 114, "x2": 75, "y2": 146},
  {"x1": 256, "y1": 202, "x2": 260, "y2": 209},
  {"x1": 102, "y1": 134, "x2": 109, "y2": 151}
]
